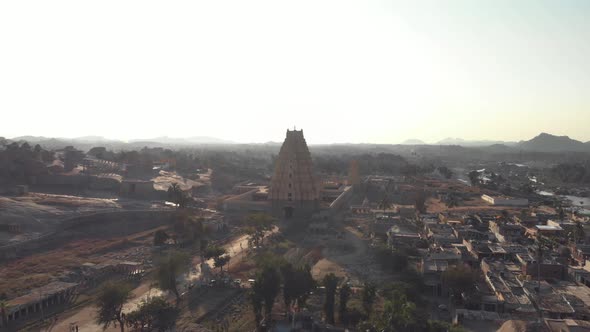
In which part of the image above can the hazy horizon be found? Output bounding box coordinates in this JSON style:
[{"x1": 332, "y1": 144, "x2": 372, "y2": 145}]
[
  {"x1": 4, "y1": 131, "x2": 590, "y2": 146},
  {"x1": 2, "y1": 0, "x2": 590, "y2": 144}
]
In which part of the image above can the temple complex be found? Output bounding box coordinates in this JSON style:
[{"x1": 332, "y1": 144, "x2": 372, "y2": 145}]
[
  {"x1": 222, "y1": 129, "x2": 354, "y2": 221},
  {"x1": 269, "y1": 129, "x2": 319, "y2": 218}
]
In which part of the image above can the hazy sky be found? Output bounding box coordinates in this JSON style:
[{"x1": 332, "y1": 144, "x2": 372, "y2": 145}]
[{"x1": 1, "y1": 0, "x2": 589, "y2": 144}]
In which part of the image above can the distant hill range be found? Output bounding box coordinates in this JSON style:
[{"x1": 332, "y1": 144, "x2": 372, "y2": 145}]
[
  {"x1": 4, "y1": 132, "x2": 590, "y2": 153},
  {"x1": 402, "y1": 133, "x2": 590, "y2": 153},
  {"x1": 401, "y1": 139, "x2": 426, "y2": 145},
  {"x1": 129, "y1": 136, "x2": 234, "y2": 145},
  {"x1": 435, "y1": 137, "x2": 516, "y2": 147},
  {"x1": 5, "y1": 135, "x2": 234, "y2": 151},
  {"x1": 515, "y1": 133, "x2": 590, "y2": 152}
]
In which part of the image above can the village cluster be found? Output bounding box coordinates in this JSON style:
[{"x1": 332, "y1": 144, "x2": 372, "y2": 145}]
[{"x1": 1, "y1": 131, "x2": 590, "y2": 332}]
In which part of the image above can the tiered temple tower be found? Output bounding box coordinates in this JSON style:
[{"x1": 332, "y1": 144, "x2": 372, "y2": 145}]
[
  {"x1": 269, "y1": 129, "x2": 319, "y2": 218},
  {"x1": 348, "y1": 159, "x2": 360, "y2": 187}
]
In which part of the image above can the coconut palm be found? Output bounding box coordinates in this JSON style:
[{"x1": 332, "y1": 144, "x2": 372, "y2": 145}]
[
  {"x1": 167, "y1": 183, "x2": 187, "y2": 208},
  {"x1": 0, "y1": 300, "x2": 9, "y2": 328},
  {"x1": 378, "y1": 194, "x2": 392, "y2": 215},
  {"x1": 572, "y1": 220, "x2": 586, "y2": 244}
]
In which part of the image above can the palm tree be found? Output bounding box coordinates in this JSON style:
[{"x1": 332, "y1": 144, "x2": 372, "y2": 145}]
[
  {"x1": 501, "y1": 210, "x2": 510, "y2": 222},
  {"x1": 383, "y1": 291, "x2": 416, "y2": 331},
  {"x1": 322, "y1": 274, "x2": 338, "y2": 324},
  {"x1": 167, "y1": 183, "x2": 187, "y2": 208},
  {"x1": 559, "y1": 206, "x2": 566, "y2": 221},
  {"x1": 361, "y1": 282, "x2": 377, "y2": 316},
  {"x1": 339, "y1": 284, "x2": 351, "y2": 325},
  {"x1": 573, "y1": 220, "x2": 585, "y2": 244},
  {"x1": 520, "y1": 209, "x2": 529, "y2": 222},
  {"x1": 386, "y1": 179, "x2": 394, "y2": 193},
  {"x1": 0, "y1": 300, "x2": 9, "y2": 328},
  {"x1": 446, "y1": 194, "x2": 459, "y2": 208},
  {"x1": 468, "y1": 171, "x2": 480, "y2": 187},
  {"x1": 378, "y1": 194, "x2": 391, "y2": 215},
  {"x1": 214, "y1": 255, "x2": 230, "y2": 274}
]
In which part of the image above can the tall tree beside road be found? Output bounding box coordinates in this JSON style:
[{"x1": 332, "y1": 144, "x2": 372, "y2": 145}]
[
  {"x1": 361, "y1": 282, "x2": 377, "y2": 317},
  {"x1": 572, "y1": 220, "x2": 586, "y2": 244},
  {"x1": 0, "y1": 299, "x2": 9, "y2": 328},
  {"x1": 153, "y1": 230, "x2": 169, "y2": 246},
  {"x1": 366, "y1": 290, "x2": 416, "y2": 332},
  {"x1": 253, "y1": 266, "x2": 281, "y2": 324},
  {"x1": 468, "y1": 170, "x2": 480, "y2": 187},
  {"x1": 154, "y1": 251, "x2": 190, "y2": 303},
  {"x1": 281, "y1": 263, "x2": 316, "y2": 314},
  {"x1": 280, "y1": 263, "x2": 296, "y2": 315},
  {"x1": 245, "y1": 213, "x2": 274, "y2": 248},
  {"x1": 204, "y1": 246, "x2": 226, "y2": 262},
  {"x1": 437, "y1": 166, "x2": 453, "y2": 179},
  {"x1": 96, "y1": 282, "x2": 132, "y2": 332},
  {"x1": 339, "y1": 283, "x2": 351, "y2": 325},
  {"x1": 214, "y1": 254, "x2": 231, "y2": 274},
  {"x1": 171, "y1": 212, "x2": 206, "y2": 246},
  {"x1": 250, "y1": 284, "x2": 264, "y2": 331},
  {"x1": 125, "y1": 296, "x2": 179, "y2": 332},
  {"x1": 167, "y1": 183, "x2": 188, "y2": 208},
  {"x1": 323, "y1": 273, "x2": 338, "y2": 324},
  {"x1": 414, "y1": 191, "x2": 427, "y2": 213},
  {"x1": 378, "y1": 194, "x2": 392, "y2": 214}
]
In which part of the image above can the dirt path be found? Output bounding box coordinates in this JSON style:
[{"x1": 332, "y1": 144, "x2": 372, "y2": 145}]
[
  {"x1": 40, "y1": 229, "x2": 273, "y2": 332},
  {"x1": 43, "y1": 282, "x2": 166, "y2": 332}
]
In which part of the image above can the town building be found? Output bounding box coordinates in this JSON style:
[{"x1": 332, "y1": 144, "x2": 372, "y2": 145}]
[
  {"x1": 120, "y1": 179, "x2": 155, "y2": 198},
  {"x1": 489, "y1": 221, "x2": 525, "y2": 243},
  {"x1": 482, "y1": 194, "x2": 529, "y2": 207}
]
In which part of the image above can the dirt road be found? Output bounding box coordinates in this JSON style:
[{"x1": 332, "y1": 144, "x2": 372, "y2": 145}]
[{"x1": 41, "y1": 229, "x2": 273, "y2": 332}]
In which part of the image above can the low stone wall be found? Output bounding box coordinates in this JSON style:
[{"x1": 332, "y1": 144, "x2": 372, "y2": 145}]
[{"x1": 32, "y1": 175, "x2": 120, "y2": 191}]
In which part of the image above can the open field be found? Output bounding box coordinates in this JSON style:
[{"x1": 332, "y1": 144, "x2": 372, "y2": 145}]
[{"x1": 0, "y1": 224, "x2": 162, "y2": 299}]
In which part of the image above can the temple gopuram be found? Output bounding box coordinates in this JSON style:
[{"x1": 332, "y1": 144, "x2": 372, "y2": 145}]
[
  {"x1": 269, "y1": 129, "x2": 319, "y2": 218},
  {"x1": 222, "y1": 129, "x2": 354, "y2": 221}
]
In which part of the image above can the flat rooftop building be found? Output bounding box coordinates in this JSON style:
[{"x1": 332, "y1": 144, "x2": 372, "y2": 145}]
[{"x1": 482, "y1": 194, "x2": 529, "y2": 207}]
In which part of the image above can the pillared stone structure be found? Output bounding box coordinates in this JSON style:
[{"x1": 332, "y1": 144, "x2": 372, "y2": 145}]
[{"x1": 269, "y1": 129, "x2": 319, "y2": 218}]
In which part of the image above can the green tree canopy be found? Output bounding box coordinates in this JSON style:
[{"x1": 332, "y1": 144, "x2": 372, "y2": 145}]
[
  {"x1": 339, "y1": 283, "x2": 351, "y2": 325},
  {"x1": 281, "y1": 263, "x2": 316, "y2": 314},
  {"x1": 96, "y1": 281, "x2": 132, "y2": 332},
  {"x1": 468, "y1": 170, "x2": 480, "y2": 186},
  {"x1": 375, "y1": 245, "x2": 409, "y2": 273},
  {"x1": 213, "y1": 254, "x2": 231, "y2": 274},
  {"x1": 153, "y1": 230, "x2": 169, "y2": 246},
  {"x1": 167, "y1": 183, "x2": 188, "y2": 208},
  {"x1": 154, "y1": 251, "x2": 190, "y2": 302},
  {"x1": 245, "y1": 213, "x2": 274, "y2": 248},
  {"x1": 361, "y1": 282, "x2": 377, "y2": 316},
  {"x1": 0, "y1": 299, "x2": 10, "y2": 328},
  {"x1": 323, "y1": 273, "x2": 338, "y2": 324},
  {"x1": 203, "y1": 245, "x2": 226, "y2": 261},
  {"x1": 125, "y1": 296, "x2": 179, "y2": 332},
  {"x1": 442, "y1": 265, "x2": 478, "y2": 298},
  {"x1": 253, "y1": 265, "x2": 281, "y2": 323}
]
